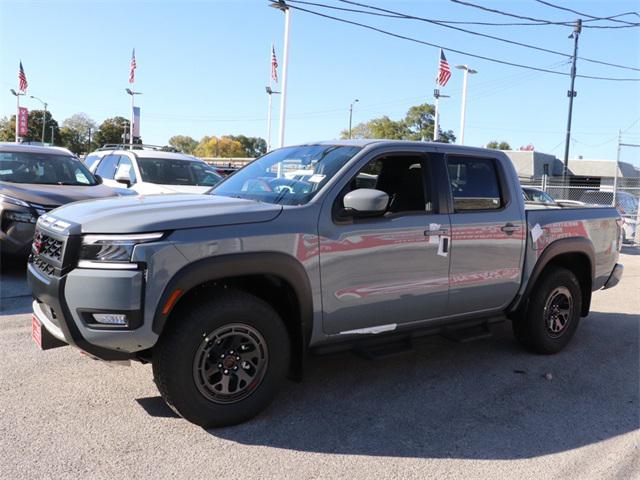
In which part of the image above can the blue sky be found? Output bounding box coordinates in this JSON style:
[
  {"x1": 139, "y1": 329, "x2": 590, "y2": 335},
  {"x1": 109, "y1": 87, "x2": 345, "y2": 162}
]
[{"x1": 1, "y1": 0, "x2": 639, "y2": 164}]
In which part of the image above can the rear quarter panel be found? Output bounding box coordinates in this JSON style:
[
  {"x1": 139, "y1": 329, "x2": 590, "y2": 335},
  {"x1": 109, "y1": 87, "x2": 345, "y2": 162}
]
[{"x1": 524, "y1": 206, "x2": 620, "y2": 291}]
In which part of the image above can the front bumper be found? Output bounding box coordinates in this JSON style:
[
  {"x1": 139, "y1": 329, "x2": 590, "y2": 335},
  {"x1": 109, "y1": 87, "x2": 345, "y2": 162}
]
[
  {"x1": 28, "y1": 261, "x2": 144, "y2": 361},
  {"x1": 602, "y1": 263, "x2": 623, "y2": 290}
]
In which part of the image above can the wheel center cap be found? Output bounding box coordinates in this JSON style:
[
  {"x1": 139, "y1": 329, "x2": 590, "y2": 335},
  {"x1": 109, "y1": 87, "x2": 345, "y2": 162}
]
[{"x1": 223, "y1": 357, "x2": 236, "y2": 369}]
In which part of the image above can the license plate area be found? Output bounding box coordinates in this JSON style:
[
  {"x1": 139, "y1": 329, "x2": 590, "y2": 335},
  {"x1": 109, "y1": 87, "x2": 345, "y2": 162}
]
[{"x1": 32, "y1": 314, "x2": 67, "y2": 351}]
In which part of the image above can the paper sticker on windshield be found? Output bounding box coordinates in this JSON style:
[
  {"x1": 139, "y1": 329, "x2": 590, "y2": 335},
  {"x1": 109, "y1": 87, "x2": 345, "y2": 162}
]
[{"x1": 308, "y1": 174, "x2": 326, "y2": 183}]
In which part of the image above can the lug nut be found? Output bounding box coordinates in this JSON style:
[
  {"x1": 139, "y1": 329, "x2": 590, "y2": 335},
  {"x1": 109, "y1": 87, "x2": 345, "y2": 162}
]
[
  {"x1": 223, "y1": 369, "x2": 229, "y2": 375},
  {"x1": 229, "y1": 350, "x2": 235, "y2": 355},
  {"x1": 235, "y1": 356, "x2": 241, "y2": 361},
  {"x1": 220, "y1": 354, "x2": 225, "y2": 358},
  {"x1": 217, "y1": 363, "x2": 223, "y2": 368},
  {"x1": 233, "y1": 366, "x2": 238, "y2": 371}
]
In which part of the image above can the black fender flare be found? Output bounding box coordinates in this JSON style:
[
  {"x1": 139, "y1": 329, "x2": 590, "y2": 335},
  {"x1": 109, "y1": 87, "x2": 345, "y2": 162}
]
[
  {"x1": 151, "y1": 252, "x2": 314, "y2": 347},
  {"x1": 509, "y1": 237, "x2": 595, "y2": 316}
]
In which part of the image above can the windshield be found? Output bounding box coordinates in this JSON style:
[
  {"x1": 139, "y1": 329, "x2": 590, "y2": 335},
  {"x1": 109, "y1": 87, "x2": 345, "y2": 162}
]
[
  {"x1": 0, "y1": 151, "x2": 97, "y2": 185},
  {"x1": 137, "y1": 158, "x2": 222, "y2": 186},
  {"x1": 210, "y1": 145, "x2": 361, "y2": 205}
]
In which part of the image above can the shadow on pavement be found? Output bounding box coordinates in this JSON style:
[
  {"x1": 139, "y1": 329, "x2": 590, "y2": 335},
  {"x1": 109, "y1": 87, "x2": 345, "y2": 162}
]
[
  {"x1": 205, "y1": 312, "x2": 639, "y2": 460},
  {"x1": 0, "y1": 256, "x2": 31, "y2": 315},
  {"x1": 136, "y1": 396, "x2": 180, "y2": 418},
  {"x1": 621, "y1": 246, "x2": 640, "y2": 256}
]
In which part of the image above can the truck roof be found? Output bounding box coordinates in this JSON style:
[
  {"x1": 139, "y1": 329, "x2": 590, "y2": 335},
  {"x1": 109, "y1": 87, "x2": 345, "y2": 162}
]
[
  {"x1": 306, "y1": 139, "x2": 506, "y2": 157},
  {"x1": 0, "y1": 143, "x2": 75, "y2": 156}
]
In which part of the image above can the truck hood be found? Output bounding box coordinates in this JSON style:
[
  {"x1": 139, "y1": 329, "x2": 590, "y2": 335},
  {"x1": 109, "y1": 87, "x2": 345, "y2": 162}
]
[
  {"x1": 0, "y1": 181, "x2": 124, "y2": 208},
  {"x1": 47, "y1": 194, "x2": 283, "y2": 234}
]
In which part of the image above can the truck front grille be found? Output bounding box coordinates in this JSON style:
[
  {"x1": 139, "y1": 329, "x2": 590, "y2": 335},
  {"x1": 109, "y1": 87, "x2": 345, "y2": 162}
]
[
  {"x1": 38, "y1": 233, "x2": 63, "y2": 260},
  {"x1": 32, "y1": 255, "x2": 56, "y2": 276}
]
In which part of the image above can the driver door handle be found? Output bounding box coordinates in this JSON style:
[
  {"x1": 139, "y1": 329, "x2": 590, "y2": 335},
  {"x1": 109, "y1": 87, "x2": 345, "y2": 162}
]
[{"x1": 501, "y1": 223, "x2": 521, "y2": 235}]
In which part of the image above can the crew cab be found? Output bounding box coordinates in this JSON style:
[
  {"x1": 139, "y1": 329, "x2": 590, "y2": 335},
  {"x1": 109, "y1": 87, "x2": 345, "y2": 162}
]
[{"x1": 27, "y1": 140, "x2": 623, "y2": 428}]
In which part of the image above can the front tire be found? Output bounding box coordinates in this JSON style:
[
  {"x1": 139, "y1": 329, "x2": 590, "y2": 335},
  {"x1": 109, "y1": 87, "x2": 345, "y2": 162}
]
[
  {"x1": 513, "y1": 266, "x2": 582, "y2": 354},
  {"x1": 152, "y1": 289, "x2": 290, "y2": 427}
]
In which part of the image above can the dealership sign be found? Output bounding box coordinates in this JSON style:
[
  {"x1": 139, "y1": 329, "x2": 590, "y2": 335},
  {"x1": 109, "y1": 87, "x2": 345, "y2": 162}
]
[{"x1": 18, "y1": 107, "x2": 28, "y2": 137}]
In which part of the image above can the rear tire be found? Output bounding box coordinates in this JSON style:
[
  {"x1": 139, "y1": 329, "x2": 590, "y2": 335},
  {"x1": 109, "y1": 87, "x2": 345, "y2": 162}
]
[
  {"x1": 513, "y1": 266, "x2": 582, "y2": 354},
  {"x1": 152, "y1": 289, "x2": 290, "y2": 427}
]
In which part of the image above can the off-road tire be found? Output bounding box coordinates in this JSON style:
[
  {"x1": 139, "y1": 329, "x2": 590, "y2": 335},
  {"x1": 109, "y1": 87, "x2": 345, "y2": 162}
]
[
  {"x1": 152, "y1": 289, "x2": 290, "y2": 427},
  {"x1": 513, "y1": 266, "x2": 582, "y2": 354}
]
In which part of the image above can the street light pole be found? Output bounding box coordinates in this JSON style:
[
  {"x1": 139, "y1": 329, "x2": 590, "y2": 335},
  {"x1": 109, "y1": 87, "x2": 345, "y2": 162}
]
[
  {"x1": 348, "y1": 99, "x2": 359, "y2": 139},
  {"x1": 30, "y1": 95, "x2": 48, "y2": 143},
  {"x1": 125, "y1": 88, "x2": 142, "y2": 146},
  {"x1": 265, "y1": 86, "x2": 281, "y2": 151},
  {"x1": 10, "y1": 89, "x2": 25, "y2": 143},
  {"x1": 455, "y1": 65, "x2": 477, "y2": 145},
  {"x1": 562, "y1": 19, "x2": 582, "y2": 179},
  {"x1": 50, "y1": 125, "x2": 55, "y2": 144},
  {"x1": 270, "y1": 0, "x2": 291, "y2": 148}
]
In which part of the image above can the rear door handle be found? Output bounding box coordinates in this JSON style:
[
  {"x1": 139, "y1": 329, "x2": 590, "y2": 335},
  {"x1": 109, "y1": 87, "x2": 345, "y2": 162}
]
[
  {"x1": 424, "y1": 228, "x2": 449, "y2": 236},
  {"x1": 501, "y1": 223, "x2": 520, "y2": 235}
]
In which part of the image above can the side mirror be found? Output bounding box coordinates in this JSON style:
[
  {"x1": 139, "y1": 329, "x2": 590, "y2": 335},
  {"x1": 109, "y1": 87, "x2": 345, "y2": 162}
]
[
  {"x1": 343, "y1": 188, "x2": 389, "y2": 217},
  {"x1": 114, "y1": 166, "x2": 132, "y2": 187},
  {"x1": 94, "y1": 174, "x2": 103, "y2": 184}
]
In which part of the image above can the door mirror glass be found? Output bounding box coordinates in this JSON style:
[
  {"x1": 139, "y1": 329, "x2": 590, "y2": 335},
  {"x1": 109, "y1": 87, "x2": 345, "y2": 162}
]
[{"x1": 343, "y1": 188, "x2": 389, "y2": 216}]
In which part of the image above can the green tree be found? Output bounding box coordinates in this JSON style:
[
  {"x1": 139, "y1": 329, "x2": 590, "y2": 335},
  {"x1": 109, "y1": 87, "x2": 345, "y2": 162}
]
[
  {"x1": 226, "y1": 135, "x2": 267, "y2": 157},
  {"x1": 340, "y1": 103, "x2": 455, "y2": 143},
  {"x1": 168, "y1": 135, "x2": 198, "y2": 154},
  {"x1": 93, "y1": 116, "x2": 130, "y2": 146},
  {"x1": 25, "y1": 110, "x2": 59, "y2": 144},
  {"x1": 487, "y1": 140, "x2": 512, "y2": 150},
  {"x1": 60, "y1": 113, "x2": 97, "y2": 154},
  {"x1": 0, "y1": 116, "x2": 15, "y2": 141}
]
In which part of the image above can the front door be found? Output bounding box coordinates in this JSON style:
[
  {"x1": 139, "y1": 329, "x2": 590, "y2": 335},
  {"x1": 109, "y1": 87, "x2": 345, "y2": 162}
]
[{"x1": 318, "y1": 153, "x2": 450, "y2": 335}]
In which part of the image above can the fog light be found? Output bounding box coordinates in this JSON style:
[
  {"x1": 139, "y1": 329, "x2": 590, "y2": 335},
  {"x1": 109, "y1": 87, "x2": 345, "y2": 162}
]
[{"x1": 92, "y1": 313, "x2": 127, "y2": 325}]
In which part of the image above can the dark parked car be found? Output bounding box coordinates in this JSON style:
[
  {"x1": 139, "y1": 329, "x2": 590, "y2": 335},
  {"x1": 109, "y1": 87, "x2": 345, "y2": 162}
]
[{"x1": 0, "y1": 143, "x2": 133, "y2": 257}]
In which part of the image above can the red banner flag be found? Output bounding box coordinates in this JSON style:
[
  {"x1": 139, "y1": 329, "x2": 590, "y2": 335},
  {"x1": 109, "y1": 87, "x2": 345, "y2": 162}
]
[{"x1": 18, "y1": 107, "x2": 28, "y2": 137}]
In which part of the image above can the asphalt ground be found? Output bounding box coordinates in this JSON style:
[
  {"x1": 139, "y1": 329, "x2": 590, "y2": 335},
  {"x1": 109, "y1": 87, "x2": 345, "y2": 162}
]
[{"x1": 0, "y1": 250, "x2": 638, "y2": 479}]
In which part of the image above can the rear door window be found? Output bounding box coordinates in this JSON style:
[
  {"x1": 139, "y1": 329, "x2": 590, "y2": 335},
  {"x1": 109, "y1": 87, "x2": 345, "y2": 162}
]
[
  {"x1": 95, "y1": 154, "x2": 120, "y2": 179},
  {"x1": 447, "y1": 156, "x2": 503, "y2": 211}
]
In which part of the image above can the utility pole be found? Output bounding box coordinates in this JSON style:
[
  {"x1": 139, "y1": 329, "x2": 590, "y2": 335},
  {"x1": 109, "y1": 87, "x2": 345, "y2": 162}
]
[
  {"x1": 348, "y1": 99, "x2": 359, "y2": 139},
  {"x1": 87, "y1": 127, "x2": 92, "y2": 154},
  {"x1": 50, "y1": 125, "x2": 55, "y2": 144},
  {"x1": 613, "y1": 129, "x2": 621, "y2": 208},
  {"x1": 563, "y1": 19, "x2": 582, "y2": 179},
  {"x1": 270, "y1": 0, "x2": 291, "y2": 148},
  {"x1": 30, "y1": 96, "x2": 48, "y2": 143}
]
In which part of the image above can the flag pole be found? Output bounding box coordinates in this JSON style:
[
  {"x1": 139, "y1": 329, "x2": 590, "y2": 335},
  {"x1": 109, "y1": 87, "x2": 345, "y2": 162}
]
[
  {"x1": 130, "y1": 86, "x2": 134, "y2": 147},
  {"x1": 267, "y1": 43, "x2": 274, "y2": 152},
  {"x1": 433, "y1": 89, "x2": 440, "y2": 142},
  {"x1": 15, "y1": 93, "x2": 20, "y2": 144}
]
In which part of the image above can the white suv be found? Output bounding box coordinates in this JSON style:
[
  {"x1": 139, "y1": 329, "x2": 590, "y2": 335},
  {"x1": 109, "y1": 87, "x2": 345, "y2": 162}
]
[{"x1": 85, "y1": 145, "x2": 223, "y2": 195}]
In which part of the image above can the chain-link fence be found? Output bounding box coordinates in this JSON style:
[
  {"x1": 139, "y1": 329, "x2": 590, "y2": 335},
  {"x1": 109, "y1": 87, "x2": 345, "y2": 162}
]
[{"x1": 520, "y1": 175, "x2": 640, "y2": 247}]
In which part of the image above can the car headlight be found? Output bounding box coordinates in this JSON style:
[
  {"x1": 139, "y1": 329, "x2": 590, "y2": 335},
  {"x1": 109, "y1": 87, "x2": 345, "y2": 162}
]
[
  {"x1": 0, "y1": 193, "x2": 30, "y2": 208},
  {"x1": 78, "y1": 232, "x2": 164, "y2": 268}
]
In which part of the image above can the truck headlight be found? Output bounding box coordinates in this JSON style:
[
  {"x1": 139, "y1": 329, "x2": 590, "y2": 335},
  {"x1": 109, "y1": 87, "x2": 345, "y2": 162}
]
[
  {"x1": 78, "y1": 232, "x2": 164, "y2": 267},
  {"x1": 0, "y1": 193, "x2": 30, "y2": 208}
]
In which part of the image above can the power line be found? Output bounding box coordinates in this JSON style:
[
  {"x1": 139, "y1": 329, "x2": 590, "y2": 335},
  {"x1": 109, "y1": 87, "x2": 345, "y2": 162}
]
[
  {"x1": 533, "y1": 0, "x2": 640, "y2": 27},
  {"x1": 449, "y1": 0, "x2": 640, "y2": 29},
  {"x1": 330, "y1": 0, "x2": 640, "y2": 72},
  {"x1": 272, "y1": 1, "x2": 640, "y2": 81}
]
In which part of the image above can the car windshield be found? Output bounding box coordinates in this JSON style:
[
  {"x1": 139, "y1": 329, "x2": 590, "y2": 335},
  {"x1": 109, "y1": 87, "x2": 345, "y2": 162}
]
[
  {"x1": 137, "y1": 158, "x2": 222, "y2": 186},
  {"x1": 210, "y1": 145, "x2": 361, "y2": 205},
  {"x1": 0, "y1": 151, "x2": 97, "y2": 185}
]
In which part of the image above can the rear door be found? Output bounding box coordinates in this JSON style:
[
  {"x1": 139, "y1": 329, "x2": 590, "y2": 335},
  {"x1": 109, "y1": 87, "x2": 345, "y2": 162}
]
[
  {"x1": 318, "y1": 151, "x2": 451, "y2": 335},
  {"x1": 445, "y1": 154, "x2": 526, "y2": 315}
]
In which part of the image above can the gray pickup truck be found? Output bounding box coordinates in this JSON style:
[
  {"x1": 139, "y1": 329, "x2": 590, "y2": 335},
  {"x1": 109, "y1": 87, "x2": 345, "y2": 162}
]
[{"x1": 27, "y1": 140, "x2": 623, "y2": 427}]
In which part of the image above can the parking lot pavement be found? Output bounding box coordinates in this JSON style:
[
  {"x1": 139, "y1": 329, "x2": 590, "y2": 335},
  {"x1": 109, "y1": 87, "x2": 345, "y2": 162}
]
[{"x1": 0, "y1": 253, "x2": 638, "y2": 480}]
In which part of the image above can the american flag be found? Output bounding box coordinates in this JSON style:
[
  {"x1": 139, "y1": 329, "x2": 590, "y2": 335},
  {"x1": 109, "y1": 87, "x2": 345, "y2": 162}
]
[
  {"x1": 437, "y1": 49, "x2": 451, "y2": 87},
  {"x1": 129, "y1": 49, "x2": 137, "y2": 84},
  {"x1": 271, "y1": 44, "x2": 278, "y2": 83},
  {"x1": 18, "y1": 61, "x2": 28, "y2": 92}
]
